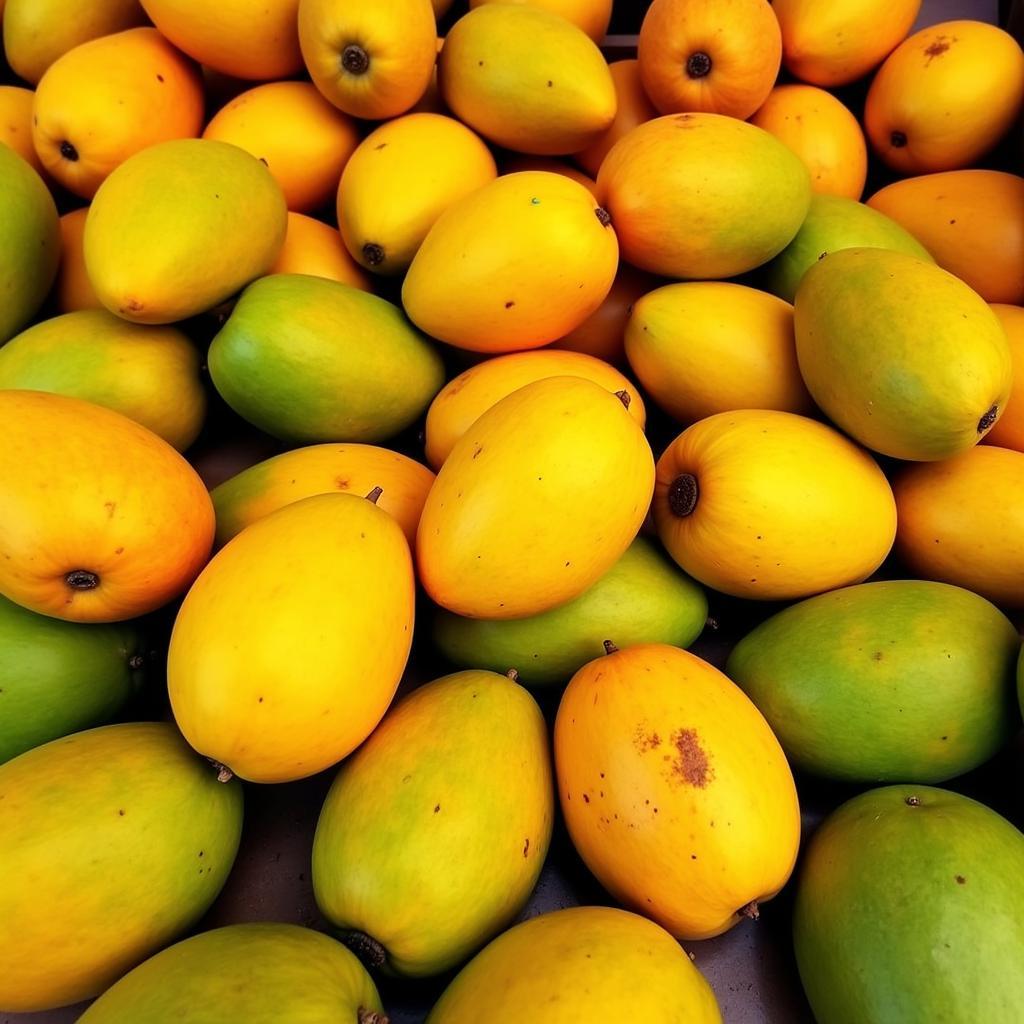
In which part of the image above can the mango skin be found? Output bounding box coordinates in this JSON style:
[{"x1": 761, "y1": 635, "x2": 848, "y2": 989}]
[
  {"x1": 210, "y1": 274, "x2": 444, "y2": 443},
  {"x1": 434, "y1": 538, "x2": 706, "y2": 686},
  {"x1": 313, "y1": 670, "x2": 553, "y2": 977},
  {"x1": 0, "y1": 594, "x2": 144, "y2": 763},
  {"x1": 0, "y1": 722, "x2": 243, "y2": 1012},
  {"x1": 427, "y1": 906, "x2": 722, "y2": 1023},
  {"x1": 727, "y1": 580, "x2": 1020, "y2": 783},
  {"x1": 78, "y1": 923, "x2": 384, "y2": 1023},
  {"x1": 794, "y1": 785, "x2": 1024, "y2": 1024}
]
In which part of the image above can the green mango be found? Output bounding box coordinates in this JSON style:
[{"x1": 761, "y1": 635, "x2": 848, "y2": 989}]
[
  {"x1": 794, "y1": 785, "x2": 1024, "y2": 1023},
  {"x1": 0, "y1": 722, "x2": 243, "y2": 1013},
  {"x1": 0, "y1": 594, "x2": 146, "y2": 764},
  {"x1": 727, "y1": 580, "x2": 1019, "y2": 783},
  {"x1": 78, "y1": 923, "x2": 385, "y2": 1023},
  {"x1": 763, "y1": 194, "x2": 932, "y2": 302},
  {"x1": 313, "y1": 670, "x2": 553, "y2": 977},
  {"x1": 433, "y1": 538, "x2": 707, "y2": 686},
  {"x1": 0, "y1": 142, "x2": 60, "y2": 343},
  {"x1": 209, "y1": 273, "x2": 445, "y2": 443}
]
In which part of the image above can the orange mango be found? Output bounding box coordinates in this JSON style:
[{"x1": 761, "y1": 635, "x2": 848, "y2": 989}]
[
  {"x1": 0, "y1": 86, "x2": 44, "y2": 175},
  {"x1": 468, "y1": 0, "x2": 612, "y2": 42},
  {"x1": 269, "y1": 213, "x2": 372, "y2": 291},
  {"x1": 55, "y1": 208, "x2": 102, "y2": 312},
  {"x1": 983, "y1": 306, "x2": 1024, "y2": 453}
]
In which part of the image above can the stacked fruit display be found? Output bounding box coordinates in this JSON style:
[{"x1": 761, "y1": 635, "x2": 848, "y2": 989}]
[{"x1": 1, "y1": 0, "x2": 1024, "y2": 1020}]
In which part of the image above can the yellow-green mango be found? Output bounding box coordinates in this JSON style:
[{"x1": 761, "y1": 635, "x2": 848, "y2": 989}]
[
  {"x1": 0, "y1": 310, "x2": 205, "y2": 450},
  {"x1": 313, "y1": 669, "x2": 553, "y2": 977},
  {"x1": 209, "y1": 274, "x2": 444, "y2": 443},
  {"x1": 795, "y1": 248, "x2": 1013, "y2": 461},
  {"x1": 0, "y1": 142, "x2": 60, "y2": 343},
  {"x1": 78, "y1": 923, "x2": 385, "y2": 1024},
  {"x1": 85, "y1": 139, "x2": 287, "y2": 324},
  {"x1": 0, "y1": 722, "x2": 243, "y2": 1012}
]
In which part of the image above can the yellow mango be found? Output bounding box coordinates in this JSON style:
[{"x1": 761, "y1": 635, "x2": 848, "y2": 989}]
[
  {"x1": 269, "y1": 212, "x2": 372, "y2": 291},
  {"x1": 55, "y1": 208, "x2": 102, "y2": 312},
  {"x1": 984, "y1": 305, "x2": 1024, "y2": 453},
  {"x1": 0, "y1": 86, "x2": 44, "y2": 175},
  {"x1": 168, "y1": 492, "x2": 415, "y2": 784},
  {"x1": 417, "y1": 375, "x2": 654, "y2": 619},
  {"x1": 403, "y1": 172, "x2": 618, "y2": 353},
  {"x1": 469, "y1": 0, "x2": 612, "y2": 42}
]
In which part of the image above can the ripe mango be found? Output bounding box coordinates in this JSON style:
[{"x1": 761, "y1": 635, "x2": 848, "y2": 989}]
[
  {"x1": 985, "y1": 305, "x2": 1024, "y2": 452},
  {"x1": 55, "y1": 208, "x2": 102, "y2": 312},
  {"x1": 469, "y1": 0, "x2": 613, "y2": 42},
  {"x1": 0, "y1": 86, "x2": 43, "y2": 174},
  {"x1": 269, "y1": 212, "x2": 371, "y2": 291}
]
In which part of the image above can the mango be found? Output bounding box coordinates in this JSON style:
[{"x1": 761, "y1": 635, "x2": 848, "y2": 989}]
[
  {"x1": 468, "y1": 0, "x2": 613, "y2": 42},
  {"x1": 209, "y1": 274, "x2": 444, "y2": 443},
  {"x1": 440, "y1": 5, "x2": 615, "y2": 155},
  {"x1": 55, "y1": 207, "x2": 102, "y2": 312},
  {"x1": 985, "y1": 305, "x2": 1024, "y2": 452},
  {"x1": 555, "y1": 643, "x2": 800, "y2": 939},
  {"x1": 0, "y1": 310, "x2": 205, "y2": 451},
  {"x1": 79, "y1": 924, "x2": 384, "y2": 1023},
  {"x1": 0, "y1": 722, "x2": 243, "y2": 1012},
  {"x1": 0, "y1": 143, "x2": 60, "y2": 343},
  {"x1": 794, "y1": 248, "x2": 1012, "y2": 461},
  {"x1": 794, "y1": 785, "x2": 1024, "y2": 1023},
  {"x1": 434, "y1": 538, "x2": 706, "y2": 686},
  {"x1": 597, "y1": 113, "x2": 811, "y2": 279},
  {"x1": 314, "y1": 670, "x2": 553, "y2": 977},
  {"x1": 168, "y1": 493, "x2": 415, "y2": 783},
  {"x1": 501, "y1": 154, "x2": 598, "y2": 194},
  {"x1": 85, "y1": 138, "x2": 287, "y2": 324},
  {"x1": 269, "y1": 212, "x2": 372, "y2": 290},
  {"x1": 427, "y1": 906, "x2": 722, "y2": 1023},
  {"x1": 403, "y1": 172, "x2": 618, "y2": 353},
  {"x1": 0, "y1": 85, "x2": 43, "y2": 174},
  {"x1": 727, "y1": 581, "x2": 1020, "y2": 783},
  {"x1": 0, "y1": 595, "x2": 144, "y2": 763},
  {"x1": 417, "y1": 376, "x2": 654, "y2": 620}
]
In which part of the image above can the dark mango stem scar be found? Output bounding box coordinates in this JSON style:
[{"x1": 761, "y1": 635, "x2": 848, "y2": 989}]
[
  {"x1": 358, "y1": 1009, "x2": 390, "y2": 1024},
  {"x1": 341, "y1": 44, "x2": 370, "y2": 75},
  {"x1": 60, "y1": 140, "x2": 79, "y2": 161},
  {"x1": 342, "y1": 931, "x2": 387, "y2": 969},
  {"x1": 595, "y1": 207, "x2": 612, "y2": 226},
  {"x1": 362, "y1": 243, "x2": 385, "y2": 266},
  {"x1": 614, "y1": 389, "x2": 631, "y2": 409},
  {"x1": 668, "y1": 474, "x2": 699, "y2": 517},
  {"x1": 738, "y1": 900, "x2": 760, "y2": 921},
  {"x1": 65, "y1": 569, "x2": 99, "y2": 590},
  {"x1": 890, "y1": 130, "x2": 908, "y2": 148},
  {"x1": 209, "y1": 760, "x2": 234, "y2": 784},
  {"x1": 365, "y1": 486, "x2": 383, "y2": 504},
  {"x1": 686, "y1": 52, "x2": 712, "y2": 77},
  {"x1": 977, "y1": 405, "x2": 998, "y2": 433},
  {"x1": 506, "y1": 668, "x2": 520, "y2": 681},
  {"x1": 603, "y1": 640, "x2": 619, "y2": 655},
  {"x1": 906, "y1": 795, "x2": 921, "y2": 806}
]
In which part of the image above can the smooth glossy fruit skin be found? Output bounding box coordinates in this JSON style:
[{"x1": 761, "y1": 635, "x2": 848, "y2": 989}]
[
  {"x1": 299, "y1": 0, "x2": 436, "y2": 120},
  {"x1": 501, "y1": 155, "x2": 597, "y2": 194},
  {"x1": 0, "y1": 310, "x2": 205, "y2": 451},
  {"x1": 626, "y1": 282, "x2": 812, "y2": 423},
  {"x1": 427, "y1": 906, "x2": 722, "y2": 1023},
  {"x1": 338, "y1": 113, "x2": 497, "y2": 276},
  {"x1": 894, "y1": 446, "x2": 1024, "y2": 608},
  {"x1": 727, "y1": 581, "x2": 1020, "y2": 784},
  {"x1": 638, "y1": 0, "x2": 781, "y2": 120},
  {"x1": 0, "y1": 722, "x2": 243, "y2": 1012},
  {"x1": 867, "y1": 170, "x2": 1024, "y2": 305},
  {"x1": 203, "y1": 81, "x2": 359, "y2": 214},
  {"x1": 168, "y1": 493, "x2": 415, "y2": 783},
  {"x1": 269, "y1": 212, "x2": 372, "y2": 290},
  {"x1": 140, "y1": 0, "x2": 302, "y2": 79},
  {"x1": 212, "y1": 442, "x2": 435, "y2": 548},
  {"x1": 556, "y1": 644, "x2": 800, "y2": 939},
  {"x1": 85, "y1": 138, "x2": 287, "y2": 325},
  {"x1": 469, "y1": 0, "x2": 612, "y2": 41},
  {"x1": 654, "y1": 410, "x2": 896, "y2": 601},
  {"x1": 0, "y1": 143, "x2": 60, "y2": 344},
  {"x1": 0, "y1": 595, "x2": 144, "y2": 763},
  {"x1": 0, "y1": 391, "x2": 214, "y2": 622},
  {"x1": 763, "y1": 194, "x2": 932, "y2": 303},
  {"x1": 985, "y1": 305, "x2": 1024, "y2": 452},
  {"x1": 795, "y1": 248, "x2": 1012, "y2": 461},
  {"x1": 597, "y1": 113, "x2": 811, "y2": 279},
  {"x1": 439, "y1": 5, "x2": 616, "y2": 155},
  {"x1": 55, "y1": 208, "x2": 102, "y2": 312},
  {"x1": 750, "y1": 85, "x2": 867, "y2": 199},
  {"x1": 425, "y1": 349, "x2": 644, "y2": 469},
  {"x1": 794, "y1": 785, "x2": 1024, "y2": 1024},
  {"x1": 0, "y1": 86, "x2": 44, "y2": 174},
  {"x1": 314, "y1": 670, "x2": 553, "y2": 977},
  {"x1": 209, "y1": 274, "x2": 444, "y2": 444},
  {"x1": 865, "y1": 21, "x2": 1024, "y2": 174},
  {"x1": 403, "y1": 172, "x2": 618, "y2": 353},
  {"x1": 434, "y1": 538, "x2": 706, "y2": 686},
  {"x1": 418, "y1": 376, "x2": 654, "y2": 620},
  {"x1": 771, "y1": 0, "x2": 921, "y2": 86},
  {"x1": 78, "y1": 923, "x2": 384, "y2": 1023}
]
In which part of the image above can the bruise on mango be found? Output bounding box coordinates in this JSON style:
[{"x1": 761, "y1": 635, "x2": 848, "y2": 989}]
[{"x1": 669, "y1": 728, "x2": 713, "y2": 788}]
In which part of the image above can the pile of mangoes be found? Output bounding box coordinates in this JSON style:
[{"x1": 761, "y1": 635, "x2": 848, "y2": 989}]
[{"x1": 1, "y1": 0, "x2": 1024, "y2": 1020}]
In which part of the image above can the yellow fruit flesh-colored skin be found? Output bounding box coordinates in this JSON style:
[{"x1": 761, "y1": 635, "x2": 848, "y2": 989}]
[
  {"x1": 313, "y1": 670, "x2": 554, "y2": 977},
  {"x1": 556, "y1": 644, "x2": 800, "y2": 939},
  {"x1": 626, "y1": 282, "x2": 813, "y2": 424},
  {"x1": 168, "y1": 493, "x2": 415, "y2": 783},
  {"x1": 0, "y1": 86, "x2": 45, "y2": 174},
  {"x1": 418, "y1": 375, "x2": 654, "y2": 619},
  {"x1": 654, "y1": 410, "x2": 897, "y2": 600},
  {"x1": 56, "y1": 208, "x2": 102, "y2": 312},
  {"x1": 501, "y1": 155, "x2": 598, "y2": 194},
  {"x1": 427, "y1": 906, "x2": 722, "y2": 1023},
  {"x1": 469, "y1": 0, "x2": 612, "y2": 41},
  {"x1": 338, "y1": 113, "x2": 497, "y2": 276},
  {"x1": 425, "y1": 349, "x2": 645, "y2": 468},
  {"x1": 439, "y1": 5, "x2": 616, "y2": 156},
  {"x1": 269, "y1": 212, "x2": 372, "y2": 291},
  {"x1": 403, "y1": 171, "x2": 618, "y2": 353},
  {"x1": 211, "y1": 442, "x2": 435, "y2": 548},
  {"x1": 984, "y1": 305, "x2": 1024, "y2": 453}
]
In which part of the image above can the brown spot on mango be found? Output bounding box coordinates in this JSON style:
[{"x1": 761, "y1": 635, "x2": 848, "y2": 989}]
[{"x1": 669, "y1": 728, "x2": 712, "y2": 787}]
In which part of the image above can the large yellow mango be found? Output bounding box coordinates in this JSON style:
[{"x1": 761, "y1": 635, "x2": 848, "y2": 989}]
[
  {"x1": 168, "y1": 492, "x2": 415, "y2": 783},
  {"x1": 469, "y1": 0, "x2": 612, "y2": 42},
  {"x1": 417, "y1": 376, "x2": 654, "y2": 619}
]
